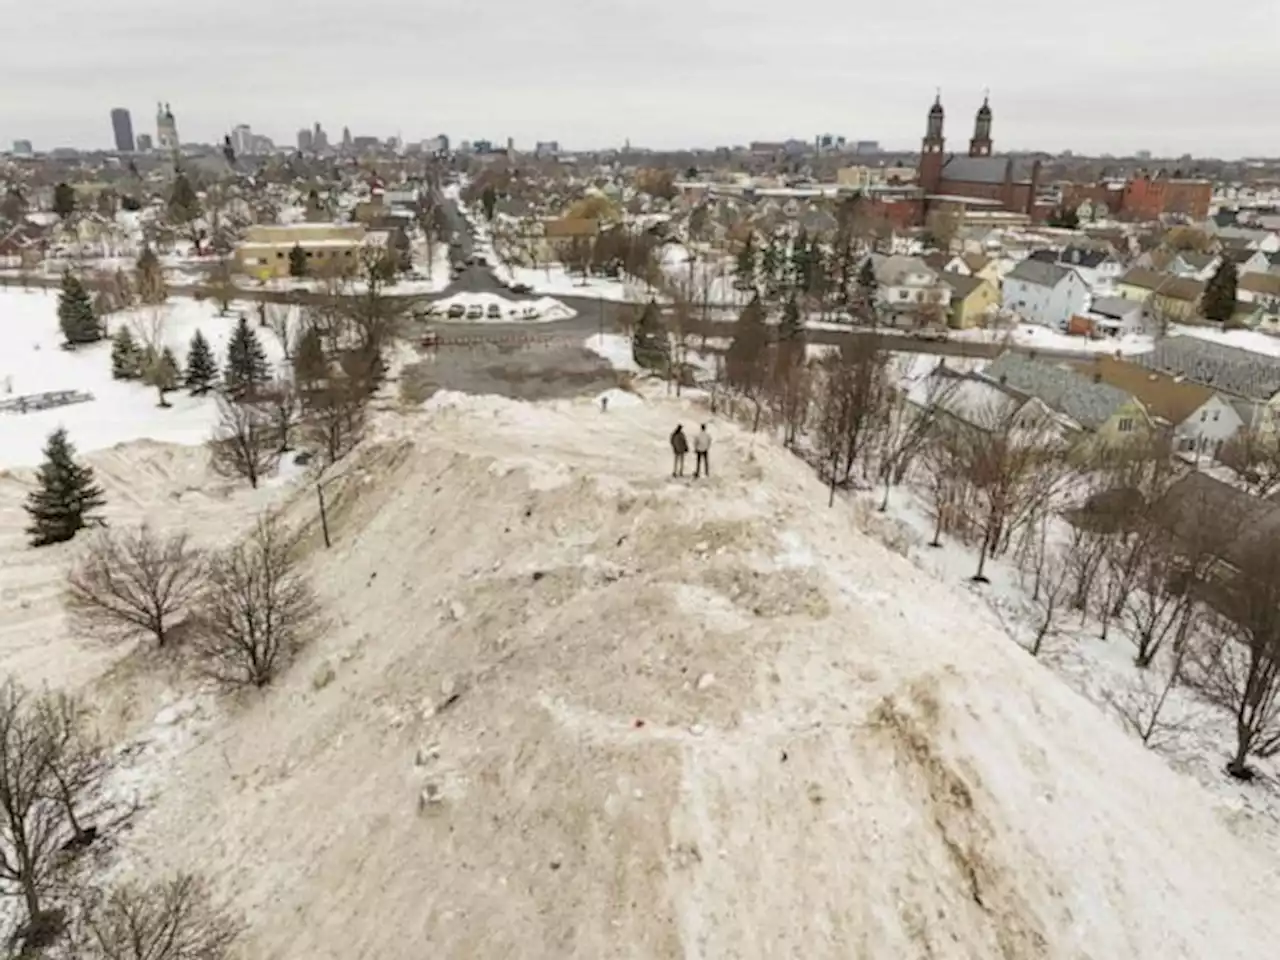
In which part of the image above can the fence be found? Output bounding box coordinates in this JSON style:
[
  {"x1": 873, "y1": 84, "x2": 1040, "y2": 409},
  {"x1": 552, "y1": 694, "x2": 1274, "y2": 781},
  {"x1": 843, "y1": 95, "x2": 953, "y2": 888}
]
[{"x1": 0, "y1": 390, "x2": 95, "y2": 414}]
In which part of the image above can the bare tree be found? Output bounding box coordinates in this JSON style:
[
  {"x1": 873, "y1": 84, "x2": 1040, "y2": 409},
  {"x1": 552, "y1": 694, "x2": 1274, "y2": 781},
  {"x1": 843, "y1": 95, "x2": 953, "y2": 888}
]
[
  {"x1": 919, "y1": 424, "x2": 965, "y2": 547},
  {"x1": 1107, "y1": 621, "x2": 1198, "y2": 750},
  {"x1": 265, "y1": 302, "x2": 295, "y2": 361},
  {"x1": 0, "y1": 681, "x2": 72, "y2": 944},
  {"x1": 66, "y1": 526, "x2": 206, "y2": 648},
  {"x1": 1028, "y1": 546, "x2": 1071, "y2": 657},
  {"x1": 35, "y1": 693, "x2": 105, "y2": 846},
  {"x1": 813, "y1": 337, "x2": 889, "y2": 487},
  {"x1": 261, "y1": 380, "x2": 299, "y2": 454},
  {"x1": 194, "y1": 517, "x2": 319, "y2": 688},
  {"x1": 303, "y1": 374, "x2": 368, "y2": 466},
  {"x1": 209, "y1": 393, "x2": 279, "y2": 489},
  {"x1": 70, "y1": 874, "x2": 240, "y2": 960},
  {"x1": 206, "y1": 256, "x2": 236, "y2": 316},
  {"x1": 872, "y1": 363, "x2": 955, "y2": 512},
  {"x1": 1187, "y1": 543, "x2": 1280, "y2": 780}
]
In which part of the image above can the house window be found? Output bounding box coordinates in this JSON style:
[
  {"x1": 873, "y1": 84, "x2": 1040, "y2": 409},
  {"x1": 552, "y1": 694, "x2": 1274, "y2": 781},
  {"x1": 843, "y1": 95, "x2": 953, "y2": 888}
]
[
  {"x1": 898, "y1": 290, "x2": 909, "y2": 300},
  {"x1": 1213, "y1": 410, "x2": 1220, "y2": 421},
  {"x1": 1118, "y1": 417, "x2": 1135, "y2": 433},
  {"x1": 1200, "y1": 410, "x2": 1207, "y2": 421},
  {"x1": 275, "y1": 252, "x2": 284, "y2": 259}
]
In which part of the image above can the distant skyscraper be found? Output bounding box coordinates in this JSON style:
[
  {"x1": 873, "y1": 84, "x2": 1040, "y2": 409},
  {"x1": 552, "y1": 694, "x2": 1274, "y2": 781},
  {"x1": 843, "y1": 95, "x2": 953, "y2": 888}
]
[
  {"x1": 155, "y1": 102, "x2": 179, "y2": 152},
  {"x1": 110, "y1": 108, "x2": 135, "y2": 152},
  {"x1": 136, "y1": 133, "x2": 153, "y2": 152},
  {"x1": 230, "y1": 124, "x2": 253, "y2": 157},
  {"x1": 312, "y1": 122, "x2": 328, "y2": 152},
  {"x1": 11, "y1": 140, "x2": 33, "y2": 156},
  {"x1": 297, "y1": 128, "x2": 313, "y2": 152},
  {"x1": 342, "y1": 126, "x2": 352, "y2": 150}
]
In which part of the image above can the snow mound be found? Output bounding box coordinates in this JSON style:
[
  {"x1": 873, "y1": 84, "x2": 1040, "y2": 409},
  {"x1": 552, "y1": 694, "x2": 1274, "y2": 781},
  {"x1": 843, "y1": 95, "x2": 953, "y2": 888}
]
[
  {"x1": 112, "y1": 393, "x2": 1278, "y2": 959},
  {"x1": 431, "y1": 291, "x2": 575, "y2": 323},
  {"x1": 596, "y1": 387, "x2": 642, "y2": 409}
]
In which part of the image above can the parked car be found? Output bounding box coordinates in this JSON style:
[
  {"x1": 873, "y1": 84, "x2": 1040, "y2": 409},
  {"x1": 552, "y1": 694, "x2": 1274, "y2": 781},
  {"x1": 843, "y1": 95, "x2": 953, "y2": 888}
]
[
  {"x1": 447, "y1": 303, "x2": 466, "y2": 318},
  {"x1": 485, "y1": 303, "x2": 502, "y2": 319},
  {"x1": 420, "y1": 329, "x2": 440, "y2": 348},
  {"x1": 465, "y1": 304, "x2": 484, "y2": 320},
  {"x1": 510, "y1": 282, "x2": 533, "y2": 295}
]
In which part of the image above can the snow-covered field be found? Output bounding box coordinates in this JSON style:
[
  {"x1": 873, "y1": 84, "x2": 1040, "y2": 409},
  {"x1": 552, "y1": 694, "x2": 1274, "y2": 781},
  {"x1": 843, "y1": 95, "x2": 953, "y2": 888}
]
[
  {"x1": 100, "y1": 384, "x2": 1280, "y2": 958},
  {"x1": 494, "y1": 262, "x2": 641, "y2": 303},
  {"x1": 0, "y1": 288, "x2": 287, "y2": 469}
]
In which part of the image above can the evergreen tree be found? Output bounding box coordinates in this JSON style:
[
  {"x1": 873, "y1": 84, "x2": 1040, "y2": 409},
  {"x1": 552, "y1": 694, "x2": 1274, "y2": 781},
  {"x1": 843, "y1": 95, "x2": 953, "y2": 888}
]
[
  {"x1": 148, "y1": 347, "x2": 181, "y2": 406},
  {"x1": 1202, "y1": 260, "x2": 1238, "y2": 324},
  {"x1": 24, "y1": 428, "x2": 105, "y2": 548},
  {"x1": 856, "y1": 258, "x2": 879, "y2": 324},
  {"x1": 52, "y1": 182, "x2": 76, "y2": 220},
  {"x1": 761, "y1": 236, "x2": 781, "y2": 298},
  {"x1": 167, "y1": 172, "x2": 201, "y2": 225},
  {"x1": 57, "y1": 272, "x2": 101, "y2": 345},
  {"x1": 631, "y1": 300, "x2": 670, "y2": 371},
  {"x1": 292, "y1": 325, "x2": 327, "y2": 395},
  {"x1": 734, "y1": 232, "x2": 757, "y2": 290},
  {"x1": 110, "y1": 326, "x2": 142, "y2": 380},
  {"x1": 135, "y1": 245, "x2": 168, "y2": 305},
  {"x1": 184, "y1": 329, "x2": 218, "y2": 394},
  {"x1": 481, "y1": 185, "x2": 497, "y2": 222},
  {"x1": 725, "y1": 295, "x2": 768, "y2": 389},
  {"x1": 224, "y1": 316, "x2": 270, "y2": 399},
  {"x1": 288, "y1": 243, "x2": 308, "y2": 278}
]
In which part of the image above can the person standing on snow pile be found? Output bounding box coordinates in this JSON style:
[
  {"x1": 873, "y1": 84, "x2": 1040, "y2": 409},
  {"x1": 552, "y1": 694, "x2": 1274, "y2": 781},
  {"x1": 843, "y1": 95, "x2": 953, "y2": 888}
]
[
  {"x1": 693, "y1": 424, "x2": 711, "y2": 478},
  {"x1": 670, "y1": 425, "x2": 689, "y2": 477}
]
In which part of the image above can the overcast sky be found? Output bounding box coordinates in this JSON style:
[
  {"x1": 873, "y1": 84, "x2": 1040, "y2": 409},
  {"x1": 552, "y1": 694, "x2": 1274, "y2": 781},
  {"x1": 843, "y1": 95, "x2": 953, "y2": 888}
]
[{"x1": 3, "y1": 0, "x2": 1274, "y2": 158}]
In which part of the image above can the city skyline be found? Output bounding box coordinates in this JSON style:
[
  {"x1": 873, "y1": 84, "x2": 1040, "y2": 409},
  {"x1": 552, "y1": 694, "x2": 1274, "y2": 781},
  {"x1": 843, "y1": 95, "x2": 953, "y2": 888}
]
[{"x1": 2, "y1": 0, "x2": 1274, "y2": 158}]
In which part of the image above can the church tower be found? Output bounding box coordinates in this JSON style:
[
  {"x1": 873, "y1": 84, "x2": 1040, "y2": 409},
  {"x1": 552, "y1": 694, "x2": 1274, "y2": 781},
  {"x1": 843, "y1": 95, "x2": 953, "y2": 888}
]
[
  {"x1": 919, "y1": 93, "x2": 945, "y2": 194},
  {"x1": 969, "y1": 95, "x2": 993, "y2": 157}
]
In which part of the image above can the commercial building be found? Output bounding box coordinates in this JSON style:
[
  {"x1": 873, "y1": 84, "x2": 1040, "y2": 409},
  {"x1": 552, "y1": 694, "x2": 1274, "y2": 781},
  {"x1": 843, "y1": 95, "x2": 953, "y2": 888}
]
[
  {"x1": 156, "y1": 102, "x2": 179, "y2": 152},
  {"x1": 234, "y1": 223, "x2": 384, "y2": 280},
  {"x1": 110, "y1": 108, "x2": 135, "y2": 152}
]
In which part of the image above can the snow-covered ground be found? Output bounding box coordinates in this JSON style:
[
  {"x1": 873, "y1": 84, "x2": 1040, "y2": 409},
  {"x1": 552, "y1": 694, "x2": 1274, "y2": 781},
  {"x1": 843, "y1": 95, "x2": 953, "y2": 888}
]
[
  {"x1": 494, "y1": 262, "x2": 642, "y2": 303},
  {"x1": 658, "y1": 242, "x2": 749, "y2": 307},
  {"x1": 0, "y1": 288, "x2": 288, "y2": 469},
  {"x1": 428, "y1": 291, "x2": 576, "y2": 323},
  {"x1": 950, "y1": 324, "x2": 1155, "y2": 355},
  {"x1": 97, "y1": 384, "x2": 1280, "y2": 958}
]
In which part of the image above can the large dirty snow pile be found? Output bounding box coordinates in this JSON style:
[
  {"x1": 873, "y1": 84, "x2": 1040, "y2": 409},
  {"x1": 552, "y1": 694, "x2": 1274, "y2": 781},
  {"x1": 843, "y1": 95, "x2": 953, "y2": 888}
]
[{"x1": 110, "y1": 391, "x2": 1278, "y2": 959}]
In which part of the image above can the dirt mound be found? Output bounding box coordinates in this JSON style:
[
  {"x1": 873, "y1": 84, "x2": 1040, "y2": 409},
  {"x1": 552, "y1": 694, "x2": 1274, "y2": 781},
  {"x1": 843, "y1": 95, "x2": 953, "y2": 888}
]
[{"x1": 111, "y1": 392, "x2": 1279, "y2": 959}]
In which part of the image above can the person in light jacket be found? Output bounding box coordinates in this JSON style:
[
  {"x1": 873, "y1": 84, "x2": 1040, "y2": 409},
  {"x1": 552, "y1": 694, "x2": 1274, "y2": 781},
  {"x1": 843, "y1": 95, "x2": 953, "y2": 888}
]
[
  {"x1": 693, "y1": 424, "x2": 711, "y2": 478},
  {"x1": 670, "y1": 424, "x2": 689, "y2": 477}
]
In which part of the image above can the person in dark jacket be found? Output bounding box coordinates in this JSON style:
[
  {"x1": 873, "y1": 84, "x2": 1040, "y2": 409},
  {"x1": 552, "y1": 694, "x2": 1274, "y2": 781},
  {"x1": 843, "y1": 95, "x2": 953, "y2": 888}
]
[{"x1": 670, "y1": 425, "x2": 688, "y2": 477}]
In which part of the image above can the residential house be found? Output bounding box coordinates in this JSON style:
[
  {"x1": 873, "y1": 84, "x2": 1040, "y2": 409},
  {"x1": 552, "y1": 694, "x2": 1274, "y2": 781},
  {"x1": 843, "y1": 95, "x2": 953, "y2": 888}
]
[
  {"x1": 940, "y1": 271, "x2": 999, "y2": 330},
  {"x1": 1001, "y1": 259, "x2": 1089, "y2": 328},
  {"x1": 911, "y1": 364, "x2": 1073, "y2": 449},
  {"x1": 539, "y1": 217, "x2": 600, "y2": 262},
  {"x1": 1071, "y1": 354, "x2": 1243, "y2": 456},
  {"x1": 1131, "y1": 336, "x2": 1280, "y2": 432},
  {"x1": 1157, "y1": 472, "x2": 1280, "y2": 575},
  {"x1": 943, "y1": 252, "x2": 993, "y2": 278},
  {"x1": 1168, "y1": 250, "x2": 1220, "y2": 281},
  {"x1": 0, "y1": 223, "x2": 47, "y2": 270},
  {"x1": 981, "y1": 352, "x2": 1153, "y2": 449},
  {"x1": 1116, "y1": 268, "x2": 1205, "y2": 322},
  {"x1": 1078, "y1": 295, "x2": 1147, "y2": 337},
  {"x1": 1223, "y1": 248, "x2": 1272, "y2": 276},
  {"x1": 1237, "y1": 273, "x2": 1280, "y2": 313},
  {"x1": 868, "y1": 254, "x2": 951, "y2": 326},
  {"x1": 1056, "y1": 245, "x2": 1124, "y2": 292},
  {"x1": 1209, "y1": 225, "x2": 1280, "y2": 254}
]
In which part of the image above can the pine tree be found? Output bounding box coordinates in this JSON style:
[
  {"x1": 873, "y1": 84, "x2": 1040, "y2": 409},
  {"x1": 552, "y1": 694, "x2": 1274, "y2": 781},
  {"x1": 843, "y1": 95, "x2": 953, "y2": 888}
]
[
  {"x1": 57, "y1": 272, "x2": 101, "y2": 345},
  {"x1": 24, "y1": 428, "x2": 106, "y2": 548},
  {"x1": 856, "y1": 258, "x2": 879, "y2": 324},
  {"x1": 224, "y1": 316, "x2": 270, "y2": 400},
  {"x1": 148, "y1": 347, "x2": 181, "y2": 406},
  {"x1": 292, "y1": 325, "x2": 327, "y2": 395},
  {"x1": 184, "y1": 329, "x2": 217, "y2": 394},
  {"x1": 1202, "y1": 260, "x2": 1238, "y2": 324},
  {"x1": 52, "y1": 182, "x2": 76, "y2": 220},
  {"x1": 110, "y1": 326, "x2": 142, "y2": 380},
  {"x1": 778, "y1": 295, "x2": 806, "y2": 348},
  {"x1": 136, "y1": 245, "x2": 168, "y2": 305},
  {"x1": 631, "y1": 300, "x2": 670, "y2": 371},
  {"x1": 288, "y1": 243, "x2": 308, "y2": 278},
  {"x1": 725, "y1": 295, "x2": 768, "y2": 389}
]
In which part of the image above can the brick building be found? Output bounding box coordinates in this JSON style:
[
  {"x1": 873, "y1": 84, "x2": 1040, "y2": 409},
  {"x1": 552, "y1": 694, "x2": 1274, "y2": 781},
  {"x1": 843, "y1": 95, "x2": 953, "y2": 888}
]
[{"x1": 916, "y1": 95, "x2": 1042, "y2": 224}]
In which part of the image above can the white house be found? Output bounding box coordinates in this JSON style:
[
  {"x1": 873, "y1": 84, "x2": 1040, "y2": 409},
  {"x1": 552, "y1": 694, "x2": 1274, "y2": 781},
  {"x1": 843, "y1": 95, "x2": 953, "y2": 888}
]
[
  {"x1": 1168, "y1": 251, "x2": 1220, "y2": 281},
  {"x1": 1001, "y1": 259, "x2": 1089, "y2": 328},
  {"x1": 1229, "y1": 249, "x2": 1272, "y2": 276},
  {"x1": 869, "y1": 254, "x2": 950, "y2": 325},
  {"x1": 1057, "y1": 246, "x2": 1124, "y2": 292},
  {"x1": 1176, "y1": 393, "x2": 1245, "y2": 456},
  {"x1": 1085, "y1": 296, "x2": 1147, "y2": 336}
]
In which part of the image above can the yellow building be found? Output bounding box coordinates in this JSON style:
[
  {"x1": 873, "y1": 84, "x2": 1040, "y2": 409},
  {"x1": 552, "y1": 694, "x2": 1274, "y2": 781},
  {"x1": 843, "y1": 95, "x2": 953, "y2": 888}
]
[
  {"x1": 1116, "y1": 267, "x2": 1204, "y2": 321},
  {"x1": 941, "y1": 271, "x2": 999, "y2": 329},
  {"x1": 234, "y1": 223, "x2": 372, "y2": 279}
]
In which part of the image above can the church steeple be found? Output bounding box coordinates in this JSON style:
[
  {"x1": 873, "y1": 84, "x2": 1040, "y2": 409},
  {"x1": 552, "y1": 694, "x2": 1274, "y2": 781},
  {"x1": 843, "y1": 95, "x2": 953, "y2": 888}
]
[
  {"x1": 919, "y1": 91, "x2": 946, "y2": 195},
  {"x1": 969, "y1": 93, "x2": 993, "y2": 157}
]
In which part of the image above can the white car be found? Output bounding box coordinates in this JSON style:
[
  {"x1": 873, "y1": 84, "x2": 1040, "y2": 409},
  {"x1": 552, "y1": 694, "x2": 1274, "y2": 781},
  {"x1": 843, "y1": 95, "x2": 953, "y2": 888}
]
[
  {"x1": 465, "y1": 304, "x2": 484, "y2": 320},
  {"x1": 521, "y1": 306, "x2": 540, "y2": 320}
]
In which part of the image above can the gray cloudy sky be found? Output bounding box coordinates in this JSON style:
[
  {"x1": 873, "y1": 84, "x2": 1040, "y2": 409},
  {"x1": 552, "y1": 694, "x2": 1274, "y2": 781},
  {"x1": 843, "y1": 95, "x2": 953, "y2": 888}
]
[{"x1": 3, "y1": 0, "x2": 1274, "y2": 157}]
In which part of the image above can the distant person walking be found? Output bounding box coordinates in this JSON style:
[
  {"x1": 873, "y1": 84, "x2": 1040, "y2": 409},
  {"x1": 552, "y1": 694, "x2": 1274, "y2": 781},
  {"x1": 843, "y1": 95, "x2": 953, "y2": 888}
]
[
  {"x1": 693, "y1": 424, "x2": 711, "y2": 478},
  {"x1": 670, "y1": 425, "x2": 689, "y2": 477}
]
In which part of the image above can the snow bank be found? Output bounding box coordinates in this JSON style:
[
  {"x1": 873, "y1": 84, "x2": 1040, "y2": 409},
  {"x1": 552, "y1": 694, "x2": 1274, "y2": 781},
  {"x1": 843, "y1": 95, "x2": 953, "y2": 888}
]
[
  {"x1": 430, "y1": 291, "x2": 575, "y2": 324},
  {"x1": 109, "y1": 390, "x2": 1280, "y2": 959},
  {"x1": 584, "y1": 333, "x2": 640, "y2": 372}
]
